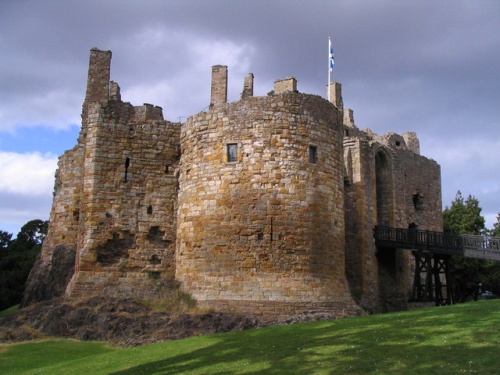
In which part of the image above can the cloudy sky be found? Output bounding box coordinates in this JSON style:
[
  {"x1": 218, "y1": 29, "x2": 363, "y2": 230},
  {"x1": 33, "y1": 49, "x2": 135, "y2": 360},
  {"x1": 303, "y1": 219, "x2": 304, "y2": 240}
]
[{"x1": 1, "y1": 0, "x2": 499, "y2": 235}]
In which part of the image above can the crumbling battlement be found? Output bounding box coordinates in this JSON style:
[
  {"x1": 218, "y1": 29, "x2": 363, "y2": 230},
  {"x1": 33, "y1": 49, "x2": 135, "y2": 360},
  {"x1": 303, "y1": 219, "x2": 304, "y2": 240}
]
[{"x1": 22, "y1": 48, "x2": 442, "y2": 317}]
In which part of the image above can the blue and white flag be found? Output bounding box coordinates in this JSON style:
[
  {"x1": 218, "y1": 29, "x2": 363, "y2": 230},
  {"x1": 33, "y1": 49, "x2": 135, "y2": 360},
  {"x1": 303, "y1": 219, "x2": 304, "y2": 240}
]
[{"x1": 329, "y1": 38, "x2": 335, "y2": 72}]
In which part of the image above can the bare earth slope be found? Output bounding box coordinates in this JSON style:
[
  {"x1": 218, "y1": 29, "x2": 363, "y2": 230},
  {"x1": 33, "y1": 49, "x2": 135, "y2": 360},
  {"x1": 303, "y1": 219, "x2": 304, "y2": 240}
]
[{"x1": 0, "y1": 297, "x2": 264, "y2": 347}]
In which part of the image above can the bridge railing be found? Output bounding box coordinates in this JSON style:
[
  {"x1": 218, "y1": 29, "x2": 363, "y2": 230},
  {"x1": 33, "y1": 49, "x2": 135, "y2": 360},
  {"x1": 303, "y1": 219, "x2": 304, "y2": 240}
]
[
  {"x1": 374, "y1": 226, "x2": 500, "y2": 260},
  {"x1": 374, "y1": 226, "x2": 462, "y2": 252}
]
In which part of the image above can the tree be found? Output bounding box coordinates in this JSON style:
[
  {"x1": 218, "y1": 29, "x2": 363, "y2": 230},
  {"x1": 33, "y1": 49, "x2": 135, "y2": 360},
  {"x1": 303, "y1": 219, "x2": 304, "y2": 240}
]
[
  {"x1": 492, "y1": 213, "x2": 500, "y2": 238},
  {"x1": 443, "y1": 191, "x2": 486, "y2": 235},
  {"x1": 8, "y1": 219, "x2": 48, "y2": 253},
  {"x1": 0, "y1": 230, "x2": 12, "y2": 251},
  {"x1": 0, "y1": 219, "x2": 48, "y2": 310},
  {"x1": 443, "y1": 192, "x2": 499, "y2": 302}
]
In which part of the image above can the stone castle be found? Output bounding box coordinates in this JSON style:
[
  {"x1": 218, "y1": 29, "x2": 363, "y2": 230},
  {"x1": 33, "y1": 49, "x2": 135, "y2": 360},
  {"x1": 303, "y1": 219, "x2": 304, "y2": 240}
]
[{"x1": 22, "y1": 48, "x2": 442, "y2": 317}]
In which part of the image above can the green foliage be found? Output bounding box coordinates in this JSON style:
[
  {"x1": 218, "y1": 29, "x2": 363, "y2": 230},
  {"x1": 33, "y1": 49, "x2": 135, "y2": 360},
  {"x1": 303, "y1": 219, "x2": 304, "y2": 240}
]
[
  {"x1": 0, "y1": 231, "x2": 12, "y2": 251},
  {"x1": 1, "y1": 300, "x2": 500, "y2": 374},
  {"x1": 443, "y1": 191, "x2": 485, "y2": 235},
  {"x1": 492, "y1": 213, "x2": 500, "y2": 237},
  {"x1": 450, "y1": 257, "x2": 500, "y2": 302},
  {"x1": 0, "y1": 220, "x2": 48, "y2": 310},
  {"x1": 7, "y1": 219, "x2": 48, "y2": 253},
  {"x1": 443, "y1": 192, "x2": 500, "y2": 302}
]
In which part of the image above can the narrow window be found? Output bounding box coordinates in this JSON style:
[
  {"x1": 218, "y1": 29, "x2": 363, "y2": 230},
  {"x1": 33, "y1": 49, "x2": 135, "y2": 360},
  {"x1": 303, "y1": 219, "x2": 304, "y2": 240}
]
[
  {"x1": 412, "y1": 193, "x2": 422, "y2": 210},
  {"x1": 309, "y1": 145, "x2": 317, "y2": 164},
  {"x1": 227, "y1": 143, "x2": 238, "y2": 162},
  {"x1": 124, "y1": 157, "x2": 130, "y2": 182}
]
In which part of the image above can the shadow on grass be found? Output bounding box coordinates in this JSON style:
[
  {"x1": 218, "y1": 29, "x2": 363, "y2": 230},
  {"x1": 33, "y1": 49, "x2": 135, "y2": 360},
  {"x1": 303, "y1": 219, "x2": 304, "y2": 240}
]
[{"x1": 110, "y1": 301, "x2": 500, "y2": 375}]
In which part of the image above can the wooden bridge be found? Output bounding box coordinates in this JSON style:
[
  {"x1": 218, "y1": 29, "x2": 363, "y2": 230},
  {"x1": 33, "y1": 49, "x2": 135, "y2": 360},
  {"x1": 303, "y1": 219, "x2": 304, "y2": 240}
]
[{"x1": 374, "y1": 226, "x2": 500, "y2": 306}]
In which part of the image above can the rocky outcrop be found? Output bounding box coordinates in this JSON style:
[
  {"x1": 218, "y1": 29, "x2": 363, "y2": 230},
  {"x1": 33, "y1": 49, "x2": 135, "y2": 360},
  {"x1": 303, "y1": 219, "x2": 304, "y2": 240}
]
[{"x1": 20, "y1": 245, "x2": 76, "y2": 308}]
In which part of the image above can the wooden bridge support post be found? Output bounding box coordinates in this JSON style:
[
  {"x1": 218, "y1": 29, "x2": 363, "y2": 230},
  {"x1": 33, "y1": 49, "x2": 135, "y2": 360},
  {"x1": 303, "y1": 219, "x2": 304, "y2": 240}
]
[
  {"x1": 411, "y1": 251, "x2": 434, "y2": 302},
  {"x1": 433, "y1": 255, "x2": 452, "y2": 306}
]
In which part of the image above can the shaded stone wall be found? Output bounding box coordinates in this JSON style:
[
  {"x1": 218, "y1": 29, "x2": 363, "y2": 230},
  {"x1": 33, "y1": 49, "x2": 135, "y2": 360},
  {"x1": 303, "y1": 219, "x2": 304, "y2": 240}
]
[
  {"x1": 343, "y1": 116, "x2": 442, "y2": 313},
  {"x1": 20, "y1": 144, "x2": 84, "y2": 306},
  {"x1": 344, "y1": 136, "x2": 379, "y2": 311}
]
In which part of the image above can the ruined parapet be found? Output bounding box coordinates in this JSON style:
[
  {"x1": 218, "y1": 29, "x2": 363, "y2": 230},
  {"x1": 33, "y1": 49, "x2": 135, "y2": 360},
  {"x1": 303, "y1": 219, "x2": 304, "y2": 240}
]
[
  {"x1": 344, "y1": 108, "x2": 355, "y2": 127},
  {"x1": 109, "y1": 81, "x2": 121, "y2": 101},
  {"x1": 210, "y1": 65, "x2": 228, "y2": 107},
  {"x1": 328, "y1": 81, "x2": 343, "y2": 111},
  {"x1": 133, "y1": 103, "x2": 164, "y2": 122},
  {"x1": 273, "y1": 77, "x2": 297, "y2": 94},
  {"x1": 375, "y1": 132, "x2": 409, "y2": 150},
  {"x1": 241, "y1": 73, "x2": 254, "y2": 99},
  {"x1": 402, "y1": 131, "x2": 420, "y2": 154}
]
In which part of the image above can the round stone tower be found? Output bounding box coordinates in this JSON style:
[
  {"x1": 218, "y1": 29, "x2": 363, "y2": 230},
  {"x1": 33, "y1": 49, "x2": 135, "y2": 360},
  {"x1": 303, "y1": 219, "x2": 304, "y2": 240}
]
[{"x1": 176, "y1": 68, "x2": 358, "y2": 315}]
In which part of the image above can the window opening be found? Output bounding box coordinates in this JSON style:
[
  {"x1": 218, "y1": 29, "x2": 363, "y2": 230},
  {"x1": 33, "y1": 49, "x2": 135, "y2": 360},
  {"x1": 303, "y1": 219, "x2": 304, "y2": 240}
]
[
  {"x1": 124, "y1": 157, "x2": 130, "y2": 182},
  {"x1": 309, "y1": 145, "x2": 317, "y2": 164},
  {"x1": 149, "y1": 271, "x2": 161, "y2": 279},
  {"x1": 227, "y1": 143, "x2": 238, "y2": 162},
  {"x1": 412, "y1": 193, "x2": 422, "y2": 210}
]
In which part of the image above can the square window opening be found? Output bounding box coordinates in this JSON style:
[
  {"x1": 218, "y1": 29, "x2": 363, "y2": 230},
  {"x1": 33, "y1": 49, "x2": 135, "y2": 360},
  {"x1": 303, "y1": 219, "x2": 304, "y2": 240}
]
[{"x1": 227, "y1": 143, "x2": 238, "y2": 162}]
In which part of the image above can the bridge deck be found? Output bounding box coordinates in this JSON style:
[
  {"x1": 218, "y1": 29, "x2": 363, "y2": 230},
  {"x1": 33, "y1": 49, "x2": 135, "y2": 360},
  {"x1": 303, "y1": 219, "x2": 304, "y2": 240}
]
[{"x1": 374, "y1": 227, "x2": 500, "y2": 261}]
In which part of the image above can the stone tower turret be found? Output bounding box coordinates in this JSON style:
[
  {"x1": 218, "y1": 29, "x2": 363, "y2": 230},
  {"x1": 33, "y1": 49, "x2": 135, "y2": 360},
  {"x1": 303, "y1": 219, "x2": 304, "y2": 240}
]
[
  {"x1": 176, "y1": 74, "x2": 359, "y2": 315},
  {"x1": 82, "y1": 48, "x2": 112, "y2": 123}
]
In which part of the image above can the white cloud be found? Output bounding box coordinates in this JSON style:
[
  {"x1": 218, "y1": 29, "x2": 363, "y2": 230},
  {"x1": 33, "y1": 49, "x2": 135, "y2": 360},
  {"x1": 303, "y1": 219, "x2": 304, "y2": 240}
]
[
  {"x1": 0, "y1": 151, "x2": 58, "y2": 194},
  {"x1": 0, "y1": 151, "x2": 57, "y2": 234}
]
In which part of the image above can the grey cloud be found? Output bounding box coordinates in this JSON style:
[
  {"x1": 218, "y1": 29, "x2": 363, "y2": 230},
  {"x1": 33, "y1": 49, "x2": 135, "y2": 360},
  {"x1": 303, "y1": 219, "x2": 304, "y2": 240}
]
[{"x1": 0, "y1": 0, "x2": 498, "y2": 227}]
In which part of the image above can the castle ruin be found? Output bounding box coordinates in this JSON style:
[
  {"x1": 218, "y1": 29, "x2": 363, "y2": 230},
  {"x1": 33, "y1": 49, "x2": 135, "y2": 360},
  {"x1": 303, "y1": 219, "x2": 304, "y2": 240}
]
[{"x1": 22, "y1": 48, "x2": 442, "y2": 316}]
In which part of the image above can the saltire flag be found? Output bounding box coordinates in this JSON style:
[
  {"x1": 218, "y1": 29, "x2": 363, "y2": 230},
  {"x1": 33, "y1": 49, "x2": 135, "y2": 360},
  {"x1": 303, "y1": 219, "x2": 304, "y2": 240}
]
[{"x1": 329, "y1": 38, "x2": 335, "y2": 72}]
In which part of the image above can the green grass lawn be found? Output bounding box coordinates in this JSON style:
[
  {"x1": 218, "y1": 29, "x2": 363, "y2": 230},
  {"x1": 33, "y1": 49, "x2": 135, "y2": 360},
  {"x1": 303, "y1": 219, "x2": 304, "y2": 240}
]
[{"x1": 1, "y1": 300, "x2": 499, "y2": 374}]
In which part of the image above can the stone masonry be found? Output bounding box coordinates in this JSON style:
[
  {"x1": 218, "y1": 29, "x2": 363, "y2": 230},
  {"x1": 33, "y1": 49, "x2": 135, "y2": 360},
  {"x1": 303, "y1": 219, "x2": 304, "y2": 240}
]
[{"x1": 22, "y1": 48, "x2": 442, "y2": 317}]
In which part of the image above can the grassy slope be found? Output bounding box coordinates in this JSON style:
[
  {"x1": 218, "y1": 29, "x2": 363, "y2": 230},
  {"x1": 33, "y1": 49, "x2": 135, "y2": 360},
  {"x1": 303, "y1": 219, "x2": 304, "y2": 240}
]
[
  {"x1": 0, "y1": 305, "x2": 18, "y2": 319},
  {"x1": 1, "y1": 300, "x2": 499, "y2": 374}
]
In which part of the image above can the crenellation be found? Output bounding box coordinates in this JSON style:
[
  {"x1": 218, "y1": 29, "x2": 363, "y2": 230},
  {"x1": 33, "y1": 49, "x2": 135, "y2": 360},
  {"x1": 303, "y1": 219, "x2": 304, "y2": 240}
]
[
  {"x1": 22, "y1": 47, "x2": 443, "y2": 317},
  {"x1": 328, "y1": 81, "x2": 343, "y2": 110},
  {"x1": 241, "y1": 73, "x2": 254, "y2": 99},
  {"x1": 210, "y1": 65, "x2": 228, "y2": 107},
  {"x1": 273, "y1": 77, "x2": 297, "y2": 94}
]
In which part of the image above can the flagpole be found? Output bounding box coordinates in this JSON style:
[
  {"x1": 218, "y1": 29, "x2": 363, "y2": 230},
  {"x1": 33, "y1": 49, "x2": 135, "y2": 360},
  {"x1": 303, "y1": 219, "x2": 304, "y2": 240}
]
[{"x1": 328, "y1": 37, "x2": 331, "y2": 101}]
